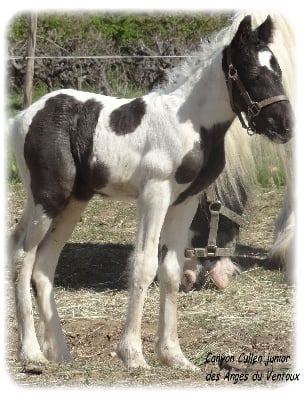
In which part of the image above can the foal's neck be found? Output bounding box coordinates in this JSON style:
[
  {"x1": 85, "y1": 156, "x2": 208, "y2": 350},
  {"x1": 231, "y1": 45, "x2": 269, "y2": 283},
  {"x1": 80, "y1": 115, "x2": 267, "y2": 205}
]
[{"x1": 176, "y1": 51, "x2": 235, "y2": 130}]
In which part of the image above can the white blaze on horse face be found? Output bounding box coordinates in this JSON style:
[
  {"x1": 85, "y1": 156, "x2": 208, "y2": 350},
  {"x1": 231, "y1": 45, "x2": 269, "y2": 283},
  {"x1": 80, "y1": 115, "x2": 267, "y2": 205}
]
[{"x1": 258, "y1": 50, "x2": 273, "y2": 71}]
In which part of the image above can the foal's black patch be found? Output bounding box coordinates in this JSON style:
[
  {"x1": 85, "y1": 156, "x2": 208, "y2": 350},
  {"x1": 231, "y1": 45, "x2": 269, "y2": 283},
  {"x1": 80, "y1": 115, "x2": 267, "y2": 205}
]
[
  {"x1": 109, "y1": 98, "x2": 146, "y2": 135},
  {"x1": 175, "y1": 142, "x2": 203, "y2": 184},
  {"x1": 24, "y1": 94, "x2": 108, "y2": 217},
  {"x1": 174, "y1": 121, "x2": 232, "y2": 205},
  {"x1": 89, "y1": 159, "x2": 110, "y2": 191}
]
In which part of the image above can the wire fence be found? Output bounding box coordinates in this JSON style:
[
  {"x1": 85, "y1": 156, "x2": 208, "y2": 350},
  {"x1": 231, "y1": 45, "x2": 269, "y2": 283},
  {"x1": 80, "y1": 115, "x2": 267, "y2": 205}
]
[
  {"x1": 8, "y1": 55, "x2": 199, "y2": 60},
  {"x1": 7, "y1": 53, "x2": 196, "y2": 98}
]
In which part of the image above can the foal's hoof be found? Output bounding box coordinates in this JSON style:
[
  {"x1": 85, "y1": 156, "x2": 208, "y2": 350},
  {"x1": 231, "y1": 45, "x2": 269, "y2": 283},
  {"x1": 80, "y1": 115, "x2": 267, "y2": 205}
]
[
  {"x1": 168, "y1": 357, "x2": 200, "y2": 371},
  {"x1": 115, "y1": 345, "x2": 150, "y2": 369},
  {"x1": 157, "y1": 346, "x2": 200, "y2": 371},
  {"x1": 18, "y1": 348, "x2": 48, "y2": 364}
]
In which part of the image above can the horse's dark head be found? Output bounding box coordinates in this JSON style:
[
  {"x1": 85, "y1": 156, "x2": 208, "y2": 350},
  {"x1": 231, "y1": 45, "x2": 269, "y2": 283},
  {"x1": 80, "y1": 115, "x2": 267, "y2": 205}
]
[{"x1": 224, "y1": 15, "x2": 293, "y2": 143}]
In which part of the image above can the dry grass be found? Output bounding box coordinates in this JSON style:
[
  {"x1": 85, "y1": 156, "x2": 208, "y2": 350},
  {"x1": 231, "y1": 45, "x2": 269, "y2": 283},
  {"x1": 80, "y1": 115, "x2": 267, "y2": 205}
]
[{"x1": 6, "y1": 183, "x2": 295, "y2": 388}]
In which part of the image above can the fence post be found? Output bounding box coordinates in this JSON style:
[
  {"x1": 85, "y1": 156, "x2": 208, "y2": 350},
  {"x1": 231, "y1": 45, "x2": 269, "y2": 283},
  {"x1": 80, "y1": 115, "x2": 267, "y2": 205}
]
[{"x1": 23, "y1": 13, "x2": 37, "y2": 109}]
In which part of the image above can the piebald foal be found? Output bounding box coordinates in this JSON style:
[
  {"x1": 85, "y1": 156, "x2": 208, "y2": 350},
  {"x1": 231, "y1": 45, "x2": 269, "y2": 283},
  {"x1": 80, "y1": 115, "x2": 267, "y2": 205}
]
[{"x1": 9, "y1": 15, "x2": 293, "y2": 370}]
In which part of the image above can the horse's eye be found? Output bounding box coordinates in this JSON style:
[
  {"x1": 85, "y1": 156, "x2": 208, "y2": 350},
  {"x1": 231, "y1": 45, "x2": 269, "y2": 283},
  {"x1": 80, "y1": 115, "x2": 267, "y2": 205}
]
[{"x1": 249, "y1": 75, "x2": 260, "y2": 83}]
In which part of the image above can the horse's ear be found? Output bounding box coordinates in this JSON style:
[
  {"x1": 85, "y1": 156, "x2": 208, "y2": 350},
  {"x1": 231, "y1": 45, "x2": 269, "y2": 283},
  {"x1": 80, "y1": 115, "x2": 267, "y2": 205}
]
[
  {"x1": 231, "y1": 15, "x2": 252, "y2": 49},
  {"x1": 255, "y1": 15, "x2": 274, "y2": 44}
]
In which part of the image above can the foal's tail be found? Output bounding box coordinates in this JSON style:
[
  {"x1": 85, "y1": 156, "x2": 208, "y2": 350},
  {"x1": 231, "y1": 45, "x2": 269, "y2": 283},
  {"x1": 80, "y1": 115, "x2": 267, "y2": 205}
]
[
  {"x1": 7, "y1": 113, "x2": 32, "y2": 271},
  {"x1": 9, "y1": 111, "x2": 33, "y2": 192}
]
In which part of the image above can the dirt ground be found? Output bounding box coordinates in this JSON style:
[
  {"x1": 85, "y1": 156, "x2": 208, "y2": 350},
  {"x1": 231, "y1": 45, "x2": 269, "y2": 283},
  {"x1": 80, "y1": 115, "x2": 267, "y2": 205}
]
[{"x1": 5, "y1": 183, "x2": 296, "y2": 389}]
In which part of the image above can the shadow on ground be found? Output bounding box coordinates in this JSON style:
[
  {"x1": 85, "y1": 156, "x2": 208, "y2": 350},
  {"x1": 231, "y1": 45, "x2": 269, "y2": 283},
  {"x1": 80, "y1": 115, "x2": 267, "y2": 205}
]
[
  {"x1": 55, "y1": 242, "x2": 280, "y2": 291},
  {"x1": 235, "y1": 244, "x2": 281, "y2": 271},
  {"x1": 55, "y1": 242, "x2": 133, "y2": 291}
]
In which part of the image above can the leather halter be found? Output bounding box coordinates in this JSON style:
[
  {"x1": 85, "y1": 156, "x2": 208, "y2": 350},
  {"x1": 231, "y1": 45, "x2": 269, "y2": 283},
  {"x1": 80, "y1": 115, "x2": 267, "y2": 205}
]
[
  {"x1": 184, "y1": 188, "x2": 243, "y2": 259},
  {"x1": 225, "y1": 47, "x2": 289, "y2": 135}
]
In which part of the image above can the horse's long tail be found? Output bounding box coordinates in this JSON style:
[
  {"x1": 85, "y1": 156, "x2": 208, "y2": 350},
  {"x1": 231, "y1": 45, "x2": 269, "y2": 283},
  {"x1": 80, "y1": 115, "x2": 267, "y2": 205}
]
[{"x1": 269, "y1": 185, "x2": 295, "y2": 284}]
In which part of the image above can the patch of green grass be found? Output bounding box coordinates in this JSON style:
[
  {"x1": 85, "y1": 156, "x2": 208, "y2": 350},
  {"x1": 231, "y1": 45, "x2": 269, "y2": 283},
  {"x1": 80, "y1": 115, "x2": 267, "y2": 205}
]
[
  {"x1": 191, "y1": 345, "x2": 216, "y2": 366},
  {"x1": 7, "y1": 87, "x2": 48, "y2": 117},
  {"x1": 256, "y1": 165, "x2": 286, "y2": 188},
  {"x1": 7, "y1": 152, "x2": 20, "y2": 183}
]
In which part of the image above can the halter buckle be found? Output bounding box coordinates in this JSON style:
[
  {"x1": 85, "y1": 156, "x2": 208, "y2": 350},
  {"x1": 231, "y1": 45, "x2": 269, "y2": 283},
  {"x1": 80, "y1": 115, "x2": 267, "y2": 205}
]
[
  {"x1": 248, "y1": 102, "x2": 261, "y2": 117},
  {"x1": 207, "y1": 245, "x2": 217, "y2": 256}
]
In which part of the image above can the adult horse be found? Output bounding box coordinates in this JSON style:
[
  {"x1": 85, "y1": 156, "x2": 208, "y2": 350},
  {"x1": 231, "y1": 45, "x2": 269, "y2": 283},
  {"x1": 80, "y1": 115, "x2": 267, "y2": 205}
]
[
  {"x1": 182, "y1": 12, "x2": 295, "y2": 291},
  {"x1": 9, "y1": 14, "x2": 293, "y2": 370}
]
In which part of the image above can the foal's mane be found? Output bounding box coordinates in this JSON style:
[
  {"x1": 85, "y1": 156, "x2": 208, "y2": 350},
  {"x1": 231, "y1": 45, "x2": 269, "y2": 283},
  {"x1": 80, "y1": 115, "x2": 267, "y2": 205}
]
[{"x1": 159, "y1": 13, "x2": 243, "y2": 94}]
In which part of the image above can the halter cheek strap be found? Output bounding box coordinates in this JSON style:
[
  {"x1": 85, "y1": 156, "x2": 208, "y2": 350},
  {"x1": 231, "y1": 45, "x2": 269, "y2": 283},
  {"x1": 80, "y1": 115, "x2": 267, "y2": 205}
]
[{"x1": 226, "y1": 47, "x2": 289, "y2": 135}]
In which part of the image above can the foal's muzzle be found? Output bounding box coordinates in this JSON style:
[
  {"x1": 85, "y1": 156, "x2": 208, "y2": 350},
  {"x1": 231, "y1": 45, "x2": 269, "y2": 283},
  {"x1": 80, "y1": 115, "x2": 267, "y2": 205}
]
[{"x1": 252, "y1": 102, "x2": 294, "y2": 143}]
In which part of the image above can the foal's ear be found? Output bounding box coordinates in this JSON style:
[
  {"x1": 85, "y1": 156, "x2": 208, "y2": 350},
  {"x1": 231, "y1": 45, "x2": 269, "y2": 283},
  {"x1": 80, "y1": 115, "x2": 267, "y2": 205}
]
[
  {"x1": 255, "y1": 15, "x2": 274, "y2": 44},
  {"x1": 231, "y1": 15, "x2": 252, "y2": 49}
]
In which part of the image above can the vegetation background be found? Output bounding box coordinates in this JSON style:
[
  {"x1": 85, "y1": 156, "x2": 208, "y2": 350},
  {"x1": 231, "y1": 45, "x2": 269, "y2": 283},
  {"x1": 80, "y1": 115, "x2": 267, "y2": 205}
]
[{"x1": 7, "y1": 13, "x2": 229, "y2": 98}]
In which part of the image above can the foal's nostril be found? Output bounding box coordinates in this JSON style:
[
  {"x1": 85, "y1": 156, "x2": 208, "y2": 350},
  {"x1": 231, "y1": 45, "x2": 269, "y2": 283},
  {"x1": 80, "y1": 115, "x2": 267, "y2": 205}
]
[
  {"x1": 266, "y1": 117, "x2": 276, "y2": 126},
  {"x1": 267, "y1": 114, "x2": 293, "y2": 135}
]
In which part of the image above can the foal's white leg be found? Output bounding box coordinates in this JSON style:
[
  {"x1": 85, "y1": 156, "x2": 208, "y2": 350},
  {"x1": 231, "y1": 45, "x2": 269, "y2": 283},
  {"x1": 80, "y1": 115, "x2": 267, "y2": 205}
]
[
  {"x1": 14, "y1": 204, "x2": 52, "y2": 363},
  {"x1": 116, "y1": 180, "x2": 171, "y2": 368},
  {"x1": 156, "y1": 197, "x2": 199, "y2": 370},
  {"x1": 31, "y1": 198, "x2": 88, "y2": 362}
]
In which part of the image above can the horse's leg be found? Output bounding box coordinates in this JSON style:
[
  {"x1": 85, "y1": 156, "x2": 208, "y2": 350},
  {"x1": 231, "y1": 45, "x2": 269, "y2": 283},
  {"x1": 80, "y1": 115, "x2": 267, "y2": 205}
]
[
  {"x1": 14, "y1": 202, "x2": 52, "y2": 362},
  {"x1": 8, "y1": 198, "x2": 32, "y2": 270},
  {"x1": 31, "y1": 198, "x2": 88, "y2": 362},
  {"x1": 156, "y1": 196, "x2": 199, "y2": 370},
  {"x1": 116, "y1": 180, "x2": 171, "y2": 368}
]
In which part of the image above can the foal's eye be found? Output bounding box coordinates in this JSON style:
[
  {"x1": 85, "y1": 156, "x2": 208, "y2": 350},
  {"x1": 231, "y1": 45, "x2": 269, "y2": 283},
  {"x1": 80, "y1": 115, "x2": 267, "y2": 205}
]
[{"x1": 249, "y1": 75, "x2": 261, "y2": 83}]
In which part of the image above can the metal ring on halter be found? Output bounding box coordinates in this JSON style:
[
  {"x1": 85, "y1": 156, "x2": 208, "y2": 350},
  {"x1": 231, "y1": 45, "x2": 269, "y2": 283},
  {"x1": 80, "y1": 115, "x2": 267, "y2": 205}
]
[
  {"x1": 209, "y1": 201, "x2": 222, "y2": 213},
  {"x1": 228, "y1": 65, "x2": 238, "y2": 79},
  {"x1": 246, "y1": 126, "x2": 256, "y2": 136}
]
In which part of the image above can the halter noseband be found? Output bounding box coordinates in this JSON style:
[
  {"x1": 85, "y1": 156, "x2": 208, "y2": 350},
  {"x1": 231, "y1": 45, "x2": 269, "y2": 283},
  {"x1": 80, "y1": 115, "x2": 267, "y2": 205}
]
[{"x1": 225, "y1": 47, "x2": 289, "y2": 135}]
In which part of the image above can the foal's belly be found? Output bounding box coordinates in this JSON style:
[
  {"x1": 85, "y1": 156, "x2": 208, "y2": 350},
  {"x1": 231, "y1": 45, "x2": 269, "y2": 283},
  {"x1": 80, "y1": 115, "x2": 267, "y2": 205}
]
[{"x1": 98, "y1": 181, "x2": 139, "y2": 200}]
